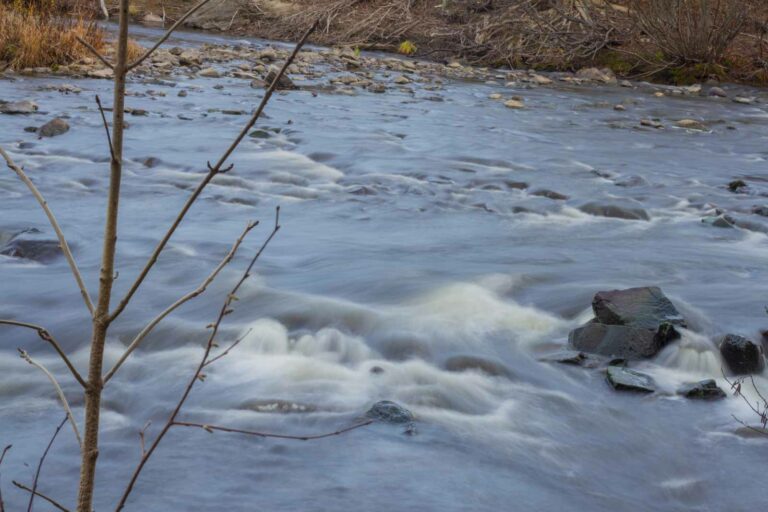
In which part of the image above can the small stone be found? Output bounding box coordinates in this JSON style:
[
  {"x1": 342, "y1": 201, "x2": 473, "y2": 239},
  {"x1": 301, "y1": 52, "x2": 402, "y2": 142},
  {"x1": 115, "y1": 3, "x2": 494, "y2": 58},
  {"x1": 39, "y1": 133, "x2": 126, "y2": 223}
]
[
  {"x1": 198, "y1": 67, "x2": 221, "y2": 78},
  {"x1": 177, "y1": 90, "x2": 188, "y2": 97},
  {"x1": 368, "y1": 83, "x2": 386, "y2": 94},
  {"x1": 504, "y1": 99, "x2": 524, "y2": 109},
  {"x1": 531, "y1": 189, "x2": 568, "y2": 200},
  {"x1": 677, "y1": 380, "x2": 726, "y2": 400},
  {"x1": 728, "y1": 179, "x2": 748, "y2": 193},
  {"x1": 0, "y1": 100, "x2": 38, "y2": 114},
  {"x1": 733, "y1": 96, "x2": 755, "y2": 105},
  {"x1": 38, "y1": 118, "x2": 69, "y2": 137},
  {"x1": 489, "y1": 93, "x2": 502, "y2": 100},
  {"x1": 606, "y1": 366, "x2": 656, "y2": 393},
  {"x1": 394, "y1": 75, "x2": 411, "y2": 85},
  {"x1": 701, "y1": 215, "x2": 735, "y2": 228},
  {"x1": 447, "y1": 61, "x2": 462, "y2": 69},
  {"x1": 365, "y1": 400, "x2": 414, "y2": 424},
  {"x1": 613, "y1": 104, "x2": 626, "y2": 111},
  {"x1": 620, "y1": 80, "x2": 633, "y2": 88},
  {"x1": 708, "y1": 87, "x2": 727, "y2": 98},
  {"x1": 640, "y1": 118, "x2": 663, "y2": 129},
  {"x1": 579, "y1": 203, "x2": 649, "y2": 220},
  {"x1": 531, "y1": 74, "x2": 552, "y2": 85},
  {"x1": 264, "y1": 67, "x2": 296, "y2": 90},
  {"x1": 653, "y1": 92, "x2": 665, "y2": 97},
  {"x1": 675, "y1": 119, "x2": 706, "y2": 131}
]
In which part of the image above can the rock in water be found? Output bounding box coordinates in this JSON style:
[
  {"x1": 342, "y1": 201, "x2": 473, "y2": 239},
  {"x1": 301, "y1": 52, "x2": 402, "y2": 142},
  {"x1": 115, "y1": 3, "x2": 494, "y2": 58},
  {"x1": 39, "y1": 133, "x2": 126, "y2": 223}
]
[
  {"x1": 444, "y1": 355, "x2": 513, "y2": 379},
  {"x1": 38, "y1": 118, "x2": 69, "y2": 137},
  {"x1": 579, "y1": 203, "x2": 649, "y2": 221},
  {"x1": 365, "y1": 401, "x2": 413, "y2": 424},
  {"x1": 1, "y1": 238, "x2": 61, "y2": 262},
  {"x1": 720, "y1": 334, "x2": 765, "y2": 375},
  {"x1": 592, "y1": 287, "x2": 685, "y2": 330},
  {"x1": 265, "y1": 67, "x2": 296, "y2": 90},
  {"x1": 677, "y1": 380, "x2": 726, "y2": 400},
  {"x1": 0, "y1": 100, "x2": 38, "y2": 114},
  {"x1": 569, "y1": 287, "x2": 685, "y2": 359},
  {"x1": 606, "y1": 366, "x2": 656, "y2": 393},
  {"x1": 198, "y1": 67, "x2": 221, "y2": 78}
]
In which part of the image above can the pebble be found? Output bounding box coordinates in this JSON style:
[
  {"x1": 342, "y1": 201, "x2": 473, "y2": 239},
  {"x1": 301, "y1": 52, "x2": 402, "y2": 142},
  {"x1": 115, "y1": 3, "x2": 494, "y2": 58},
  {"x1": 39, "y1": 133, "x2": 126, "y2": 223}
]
[{"x1": 504, "y1": 99, "x2": 524, "y2": 109}]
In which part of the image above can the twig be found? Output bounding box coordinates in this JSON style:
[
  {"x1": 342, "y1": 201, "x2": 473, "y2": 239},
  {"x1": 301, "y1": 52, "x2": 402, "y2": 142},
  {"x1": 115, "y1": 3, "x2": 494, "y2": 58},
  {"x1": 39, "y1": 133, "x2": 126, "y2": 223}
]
[
  {"x1": 18, "y1": 350, "x2": 82, "y2": 449},
  {"x1": 0, "y1": 147, "x2": 95, "y2": 316},
  {"x1": 0, "y1": 320, "x2": 86, "y2": 388},
  {"x1": 139, "y1": 421, "x2": 151, "y2": 456},
  {"x1": 103, "y1": 221, "x2": 258, "y2": 384},
  {"x1": 0, "y1": 445, "x2": 11, "y2": 512},
  {"x1": 12, "y1": 482, "x2": 70, "y2": 512},
  {"x1": 75, "y1": 36, "x2": 114, "y2": 70},
  {"x1": 202, "y1": 327, "x2": 253, "y2": 368},
  {"x1": 173, "y1": 420, "x2": 373, "y2": 441},
  {"x1": 115, "y1": 208, "x2": 282, "y2": 512},
  {"x1": 109, "y1": 21, "x2": 318, "y2": 324},
  {"x1": 127, "y1": 0, "x2": 217, "y2": 70},
  {"x1": 95, "y1": 96, "x2": 116, "y2": 162},
  {"x1": 27, "y1": 417, "x2": 67, "y2": 512}
]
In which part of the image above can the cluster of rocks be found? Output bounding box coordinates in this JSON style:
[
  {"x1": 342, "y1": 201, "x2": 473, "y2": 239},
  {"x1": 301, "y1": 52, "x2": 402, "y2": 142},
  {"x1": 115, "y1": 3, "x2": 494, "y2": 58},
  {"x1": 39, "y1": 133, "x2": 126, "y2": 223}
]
[{"x1": 549, "y1": 286, "x2": 766, "y2": 399}]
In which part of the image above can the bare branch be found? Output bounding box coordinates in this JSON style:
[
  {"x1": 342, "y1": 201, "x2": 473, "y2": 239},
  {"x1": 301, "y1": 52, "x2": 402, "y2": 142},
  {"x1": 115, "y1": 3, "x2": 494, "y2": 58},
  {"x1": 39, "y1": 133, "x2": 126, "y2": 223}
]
[
  {"x1": 75, "y1": 36, "x2": 114, "y2": 70},
  {"x1": 109, "y1": 22, "x2": 318, "y2": 324},
  {"x1": 103, "y1": 221, "x2": 259, "y2": 384},
  {"x1": 18, "y1": 350, "x2": 82, "y2": 449},
  {"x1": 95, "y1": 95, "x2": 116, "y2": 162},
  {"x1": 12, "y1": 482, "x2": 70, "y2": 512},
  {"x1": 0, "y1": 445, "x2": 11, "y2": 512},
  {"x1": 27, "y1": 416, "x2": 68, "y2": 512},
  {"x1": 115, "y1": 208, "x2": 282, "y2": 512},
  {"x1": 202, "y1": 327, "x2": 253, "y2": 368},
  {"x1": 127, "y1": 0, "x2": 216, "y2": 71},
  {"x1": 173, "y1": 420, "x2": 373, "y2": 441},
  {"x1": 0, "y1": 147, "x2": 95, "y2": 316},
  {"x1": 139, "y1": 421, "x2": 151, "y2": 457},
  {"x1": 0, "y1": 320, "x2": 87, "y2": 388}
]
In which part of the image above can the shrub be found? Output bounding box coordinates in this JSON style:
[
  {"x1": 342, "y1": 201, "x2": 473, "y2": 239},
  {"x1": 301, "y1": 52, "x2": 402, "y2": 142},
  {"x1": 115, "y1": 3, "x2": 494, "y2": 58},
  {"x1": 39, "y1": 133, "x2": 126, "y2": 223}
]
[
  {"x1": 0, "y1": 2, "x2": 105, "y2": 69},
  {"x1": 632, "y1": 0, "x2": 748, "y2": 65}
]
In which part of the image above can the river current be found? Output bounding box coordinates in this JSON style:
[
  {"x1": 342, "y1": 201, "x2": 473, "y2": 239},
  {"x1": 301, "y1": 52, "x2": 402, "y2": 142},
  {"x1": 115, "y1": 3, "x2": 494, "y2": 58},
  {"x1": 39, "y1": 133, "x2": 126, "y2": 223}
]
[{"x1": 1, "y1": 25, "x2": 767, "y2": 511}]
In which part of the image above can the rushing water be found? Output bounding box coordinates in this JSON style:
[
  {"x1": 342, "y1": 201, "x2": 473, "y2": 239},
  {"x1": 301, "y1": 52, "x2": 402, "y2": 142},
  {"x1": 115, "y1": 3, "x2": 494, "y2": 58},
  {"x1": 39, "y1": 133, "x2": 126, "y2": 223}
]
[{"x1": 1, "y1": 26, "x2": 768, "y2": 511}]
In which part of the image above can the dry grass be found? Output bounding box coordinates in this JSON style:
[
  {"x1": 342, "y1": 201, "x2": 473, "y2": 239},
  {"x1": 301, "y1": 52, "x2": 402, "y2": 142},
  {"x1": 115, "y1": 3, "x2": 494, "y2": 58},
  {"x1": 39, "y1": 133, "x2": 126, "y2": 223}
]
[{"x1": 0, "y1": 2, "x2": 105, "y2": 70}]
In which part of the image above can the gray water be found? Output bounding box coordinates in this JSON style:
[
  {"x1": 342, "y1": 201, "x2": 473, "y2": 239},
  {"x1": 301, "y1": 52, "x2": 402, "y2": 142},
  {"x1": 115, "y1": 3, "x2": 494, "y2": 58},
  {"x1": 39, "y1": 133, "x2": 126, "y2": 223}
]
[{"x1": 1, "y1": 26, "x2": 768, "y2": 511}]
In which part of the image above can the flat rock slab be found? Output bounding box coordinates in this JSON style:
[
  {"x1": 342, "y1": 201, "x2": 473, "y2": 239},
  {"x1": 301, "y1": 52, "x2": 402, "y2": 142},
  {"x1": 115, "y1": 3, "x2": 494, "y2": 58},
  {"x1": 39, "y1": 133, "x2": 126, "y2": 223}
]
[
  {"x1": 606, "y1": 366, "x2": 656, "y2": 393},
  {"x1": 592, "y1": 286, "x2": 685, "y2": 330}
]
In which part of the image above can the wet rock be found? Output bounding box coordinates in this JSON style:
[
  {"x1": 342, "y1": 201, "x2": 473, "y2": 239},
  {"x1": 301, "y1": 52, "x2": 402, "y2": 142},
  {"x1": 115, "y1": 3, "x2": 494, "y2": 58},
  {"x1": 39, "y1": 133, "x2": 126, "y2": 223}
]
[
  {"x1": 640, "y1": 118, "x2": 663, "y2": 129},
  {"x1": 444, "y1": 355, "x2": 513, "y2": 379},
  {"x1": 199, "y1": 67, "x2": 221, "y2": 78},
  {"x1": 708, "y1": 87, "x2": 727, "y2": 98},
  {"x1": 677, "y1": 379, "x2": 726, "y2": 400},
  {"x1": 368, "y1": 83, "x2": 386, "y2": 93},
  {"x1": 530, "y1": 74, "x2": 552, "y2": 85},
  {"x1": 24, "y1": 126, "x2": 38, "y2": 133},
  {"x1": 675, "y1": 119, "x2": 707, "y2": 131},
  {"x1": 504, "y1": 99, "x2": 524, "y2": 109},
  {"x1": 179, "y1": 50, "x2": 202, "y2": 67},
  {"x1": 394, "y1": 75, "x2": 411, "y2": 85},
  {"x1": 38, "y1": 118, "x2": 69, "y2": 137},
  {"x1": 613, "y1": 104, "x2": 626, "y2": 111},
  {"x1": 728, "y1": 179, "x2": 748, "y2": 193},
  {"x1": 752, "y1": 206, "x2": 768, "y2": 217},
  {"x1": 531, "y1": 189, "x2": 568, "y2": 200},
  {"x1": 87, "y1": 68, "x2": 113, "y2": 79},
  {"x1": 593, "y1": 287, "x2": 685, "y2": 330},
  {"x1": 142, "y1": 12, "x2": 164, "y2": 26},
  {"x1": 539, "y1": 350, "x2": 588, "y2": 366},
  {"x1": 178, "y1": 90, "x2": 188, "y2": 97},
  {"x1": 1, "y1": 238, "x2": 61, "y2": 262},
  {"x1": 606, "y1": 366, "x2": 656, "y2": 393},
  {"x1": 579, "y1": 203, "x2": 649, "y2": 221},
  {"x1": 576, "y1": 67, "x2": 616, "y2": 83},
  {"x1": 365, "y1": 400, "x2": 413, "y2": 424},
  {"x1": 614, "y1": 176, "x2": 648, "y2": 188},
  {"x1": 265, "y1": 66, "x2": 296, "y2": 90},
  {"x1": 570, "y1": 287, "x2": 684, "y2": 359},
  {"x1": 701, "y1": 215, "x2": 734, "y2": 228},
  {"x1": 720, "y1": 334, "x2": 765, "y2": 375},
  {"x1": 0, "y1": 100, "x2": 38, "y2": 114}
]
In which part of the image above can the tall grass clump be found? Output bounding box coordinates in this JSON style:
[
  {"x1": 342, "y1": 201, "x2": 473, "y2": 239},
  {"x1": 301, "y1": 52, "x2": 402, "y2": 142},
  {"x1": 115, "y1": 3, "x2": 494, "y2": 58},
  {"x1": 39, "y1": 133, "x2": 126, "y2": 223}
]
[{"x1": 0, "y1": 1, "x2": 105, "y2": 70}]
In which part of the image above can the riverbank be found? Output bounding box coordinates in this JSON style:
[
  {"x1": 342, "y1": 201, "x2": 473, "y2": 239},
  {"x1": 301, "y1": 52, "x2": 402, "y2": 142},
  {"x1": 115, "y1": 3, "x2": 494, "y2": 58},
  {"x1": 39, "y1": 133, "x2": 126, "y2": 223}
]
[{"x1": 123, "y1": 0, "x2": 768, "y2": 86}]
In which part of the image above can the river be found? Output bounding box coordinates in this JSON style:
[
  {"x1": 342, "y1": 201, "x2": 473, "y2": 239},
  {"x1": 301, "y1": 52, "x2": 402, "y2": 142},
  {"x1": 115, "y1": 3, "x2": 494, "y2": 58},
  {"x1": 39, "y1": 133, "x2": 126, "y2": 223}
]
[{"x1": 1, "y1": 25, "x2": 767, "y2": 511}]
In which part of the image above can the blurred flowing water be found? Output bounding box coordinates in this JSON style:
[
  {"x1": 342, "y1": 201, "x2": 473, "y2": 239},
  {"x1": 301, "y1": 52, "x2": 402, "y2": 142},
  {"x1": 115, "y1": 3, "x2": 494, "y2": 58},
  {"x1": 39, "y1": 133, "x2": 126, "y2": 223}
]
[{"x1": 1, "y1": 26, "x2": 767, "y2": 511}]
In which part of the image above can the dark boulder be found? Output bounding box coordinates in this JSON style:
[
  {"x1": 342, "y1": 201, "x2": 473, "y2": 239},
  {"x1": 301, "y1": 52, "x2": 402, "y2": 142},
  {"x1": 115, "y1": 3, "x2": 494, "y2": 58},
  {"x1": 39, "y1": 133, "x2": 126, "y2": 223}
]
[
  {"x1": 444, "y1": 355, "x2": 513, "y2": 379},
  {"x1": 365, "y1": 401, "x2": 413, "y2": 424},
  {"x1": 579, "y1": 203, "x2": 649, "y2": 221},
  {"x1": 677, "y1": 379, "x2": 726, "y2": 400},
  {"x1": 720, "y1": 334, "x2": 765, "y2": 375},
  {"x1": 592, "y1": 287, "x2": 685, "y2": 330},
  {"x1": 727, "y1": 179, "x2": 748, "y2": 193},
  {"x1": 265, "y1": 67, "x2": 297, "y2": 90},
  {"x1": 606, "y1": 366, "x2": 656, "y2": 393},
  {"x1": 569, "y1": 287, "x2": 685, "y2": 359},
  {"x1": 531, "y1": 189, "x2": 569, "y2": 200}
]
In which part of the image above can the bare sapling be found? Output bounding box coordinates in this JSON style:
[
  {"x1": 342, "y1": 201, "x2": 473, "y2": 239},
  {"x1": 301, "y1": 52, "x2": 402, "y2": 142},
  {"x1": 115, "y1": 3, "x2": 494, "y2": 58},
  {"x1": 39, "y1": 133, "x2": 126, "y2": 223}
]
[{"x1": 0, "y1": 1, "x2": 369, "y2": 510}]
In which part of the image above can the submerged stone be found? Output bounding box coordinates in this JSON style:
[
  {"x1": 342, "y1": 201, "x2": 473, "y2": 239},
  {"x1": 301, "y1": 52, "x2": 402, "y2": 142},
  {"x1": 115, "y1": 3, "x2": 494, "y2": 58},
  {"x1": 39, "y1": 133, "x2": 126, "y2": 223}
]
[
  {"x1": 579, "y1": 203, "x2": 649, "y2": 221},
  {"x1": 606, "y1": 366, "x2": 656, "y2": 393},
  {"x1": 365, "y1": 400, "x2": 414, "y2": 424},
  {"x1": 444, "y1": 355, "x2": 513, "y2": 378}
]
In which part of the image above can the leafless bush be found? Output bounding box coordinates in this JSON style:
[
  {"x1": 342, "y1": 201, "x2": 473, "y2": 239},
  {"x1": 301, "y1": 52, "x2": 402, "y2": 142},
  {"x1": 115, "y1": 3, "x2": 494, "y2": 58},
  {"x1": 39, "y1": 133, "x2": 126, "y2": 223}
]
[{"x1": 632, "y1": 0, "x2": 747, "y2": 65}]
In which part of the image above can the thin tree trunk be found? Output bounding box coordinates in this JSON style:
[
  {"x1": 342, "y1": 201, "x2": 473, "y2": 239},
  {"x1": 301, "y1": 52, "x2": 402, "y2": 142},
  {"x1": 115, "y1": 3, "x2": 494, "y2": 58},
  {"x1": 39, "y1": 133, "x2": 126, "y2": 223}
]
[{"x1": 77, "y1": 0, "x2": 129, "y2": 509}]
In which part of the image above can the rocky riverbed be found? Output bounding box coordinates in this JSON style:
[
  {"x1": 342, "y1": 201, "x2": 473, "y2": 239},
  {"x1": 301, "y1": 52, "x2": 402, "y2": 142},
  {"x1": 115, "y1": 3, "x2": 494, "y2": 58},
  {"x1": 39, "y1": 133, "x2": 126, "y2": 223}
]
[{"x1": 1, "y1": 24, "x2": 768, "y2": 511}]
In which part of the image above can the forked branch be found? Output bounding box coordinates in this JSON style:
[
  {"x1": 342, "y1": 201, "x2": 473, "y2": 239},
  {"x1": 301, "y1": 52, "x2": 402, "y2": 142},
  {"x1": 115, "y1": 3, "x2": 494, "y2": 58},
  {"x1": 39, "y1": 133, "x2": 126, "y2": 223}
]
[
  {"x1": 0, "y1": 320, "x2": 86, "y2": 388},
  {"x1": 12, "y1": 482, "x2": 70, "y2": 512},
  {"x1": 26, "y1": 416, "x2": 68, "y2": 512},
  {"x1": 103, "y1": 221, "x2": 259, "y2": 384},
  {"x1": 74, "y1": 36, "x2": 114, "y2": 70},
  {"x1": 127, "y1": 0, "x2": 217, "y2": 70},
  {"x1": 0, "y1": 147, "x2": 95, "y2": 316},
  {"x1": 173, "y1": 420, "x2": 373, "y2": 441},
  {"x1": 109, "y1": 21, "x2": 318, "y2": 324}
]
